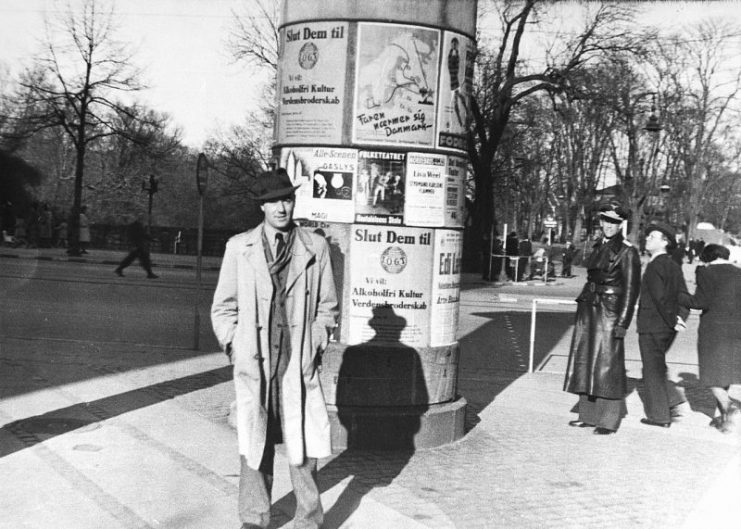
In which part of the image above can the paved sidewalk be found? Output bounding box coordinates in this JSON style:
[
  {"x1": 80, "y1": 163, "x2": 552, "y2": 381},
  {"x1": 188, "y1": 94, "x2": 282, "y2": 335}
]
[{"x1": 1, "y1": 249, "x2": 740, "y2": 528}]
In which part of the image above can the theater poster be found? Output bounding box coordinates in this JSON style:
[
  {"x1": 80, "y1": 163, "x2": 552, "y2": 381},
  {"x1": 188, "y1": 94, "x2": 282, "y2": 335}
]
[
  {"x1": 352, "y1": 23, "x2": 439, "y2": 147},
  {"x1": 430, "y1": 230, "x2": 463, "y2": 346},
  {"x1": 354, "y1": 150, "x2": 405, "y2": 225},
  {"x1": 279, "y1": 147, "x2": 356, "y2": 222},
  {"x1": 348, "y1": 226, "x2": 433, "y2": 346},
  {"x1": 277, "y1": 22, "x2": 348, "y2": 144},
  {"x1": 445, "y1": 155, "x2": 467, "y2": 228},
  {"x1": 404, "y1": 152, "x2": 447, "y2": 226},
  {"x1": 436, "y1": 31, "x2": 475, "y2": 152}
]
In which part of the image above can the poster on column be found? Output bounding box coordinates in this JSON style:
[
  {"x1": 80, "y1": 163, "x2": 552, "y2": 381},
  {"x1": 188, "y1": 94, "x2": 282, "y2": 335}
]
[
  {"x1": 354, "y1": 150, "x2": 405, "y2": 225},
  {"x1": 436, "y1": 32, "x2": 475, "y2": 152},
  {"x1": 279, "y1": 147, "x2": 356, "y2": 222},
  {"x1": 348, "y1": 226, "x2": 433, "y2": 346},
  {"x1": 276, "y1": 22, "x2": 348, "y2": 144},
  {"x1": 430, "y1": 230, "x2": 462, "y2": 346},
  {"x1": 353, "y1": 23, "x2": 439, "y2": 147},
  {"x1": 405, "y1": 152, "x2": 447, "y2": 226},
  {"x1": 301, "y1": 221, "x2": 351, "y2": 341},
  {"x1": 445, "y1": 155, "x2": 467, "y2": 227}
]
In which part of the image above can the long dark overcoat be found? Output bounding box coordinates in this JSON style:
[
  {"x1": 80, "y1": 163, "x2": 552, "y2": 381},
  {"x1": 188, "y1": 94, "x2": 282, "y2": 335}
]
[
  {"x1": 564, "y1": 234, "x2": 641, "y2": 399},
  {"x1": 681, "y1": 263, "x2": 741, "y2": 387}
]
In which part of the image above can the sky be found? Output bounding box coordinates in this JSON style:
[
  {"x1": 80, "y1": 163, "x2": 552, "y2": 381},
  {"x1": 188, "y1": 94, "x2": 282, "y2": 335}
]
[
  {"x1": 1, "y1": 1, "x2": 739, "y2": 150},
  {"x1": 0, "y1": 0, "x2": 268, "y2": 148}
]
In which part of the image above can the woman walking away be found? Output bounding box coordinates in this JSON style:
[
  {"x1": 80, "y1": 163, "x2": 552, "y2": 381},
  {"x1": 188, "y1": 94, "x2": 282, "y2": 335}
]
[{"x1": 680, "y1": 244, "x2": 741, "y2": 433}]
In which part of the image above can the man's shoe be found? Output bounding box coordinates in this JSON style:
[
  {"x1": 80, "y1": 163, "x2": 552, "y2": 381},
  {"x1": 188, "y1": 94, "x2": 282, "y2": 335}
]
[
  {"x1": 568, "y1": 420, "x2": 592, "y2": 428},
  {"x1": 147, "y1": 273, "x2": 159, "y2": 279},
  {"x1": 640, "y1": 418, "x2": 670, "y2": 428},
  {"x1": 114, "y1": 269, "x2": 124, "y2": 277},
  {"x1": 593, "y1": 427, "x2": 615, "y2": 435}
]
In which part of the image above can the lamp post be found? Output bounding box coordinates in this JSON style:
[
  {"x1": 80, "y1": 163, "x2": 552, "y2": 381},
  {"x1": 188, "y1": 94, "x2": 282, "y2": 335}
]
[
  {"x1": 142, "y1": 174, "x2": 158, "y2": 233},
  {"x1": 640, "y1": 94, "x2": 663, "y2": 224}
]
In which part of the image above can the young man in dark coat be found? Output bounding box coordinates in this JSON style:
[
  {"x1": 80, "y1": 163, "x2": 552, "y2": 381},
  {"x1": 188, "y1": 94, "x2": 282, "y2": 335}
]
[
  {"x1": 114, "y1": 215, "x2": 158, "y2": 278},
  {"x1": 636, "y1": 222, "x2": 689, "y2": 427},
  {"x1": 564, "y1": 201, "x2": 641, "y2": 434}
]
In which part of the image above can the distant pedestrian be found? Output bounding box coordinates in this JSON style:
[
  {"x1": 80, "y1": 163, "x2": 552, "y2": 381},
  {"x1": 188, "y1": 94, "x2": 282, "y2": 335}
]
[
  {"x1": 38, "y1": 203, "x2": 53, "y2": 248},
  {"x1": 518, "y1": 235, "x2": 532, "y2": 281},
  {"x1": 211, "y1": 169, "x2": 338, "y2": 529},
  {"x1": 25, "y1": 203, "x2": 39, "y2": 248},
  {"x1": 505, "y1": 231, "x2": 519, "y2": 280},
  {"x1": 564, "y1": 201, "x2": 641, "y2": 434},
  {"x1": 561, "y1": 241, "x2": 576, "y2": 277},
  {"x1": 490, "y1": 236, "x2": 504, "y2": 281},
  {"x1": 679, "y1": 244, "x2": 741, "y2": 433},
  {"x1": 670, "y1": 239, "x2": 684, "y2": 266},
  {"x1": 54, "y1": 216, "x2": 68, "y2": 248},
  {"x1": 114, "y1": 216, "x2": 158, "y2": 278},
  {"x1": 78, "y1": 206, "x2": 91, "y2": 254},
  {"x1": 636, "y1": 222, "x2": 690, "y2": 428},
  {"x1": 13, "y1": 216, "x2": 28, "y2": 246}
]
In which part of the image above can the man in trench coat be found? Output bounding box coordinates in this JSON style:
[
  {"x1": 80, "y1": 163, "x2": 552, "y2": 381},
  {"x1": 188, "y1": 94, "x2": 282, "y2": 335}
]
[
  {"x1": 564, "y1": 201, "x2": 641, "y2": 434},
  {"x1": 211, "y1": 169, "x2": 339, "y2": 529}
]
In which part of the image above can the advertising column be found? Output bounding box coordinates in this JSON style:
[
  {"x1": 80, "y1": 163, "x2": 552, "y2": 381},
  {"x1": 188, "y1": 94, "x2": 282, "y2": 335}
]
[{"x1": 275, "y1": 0, "x2": 477, "y2": 450}]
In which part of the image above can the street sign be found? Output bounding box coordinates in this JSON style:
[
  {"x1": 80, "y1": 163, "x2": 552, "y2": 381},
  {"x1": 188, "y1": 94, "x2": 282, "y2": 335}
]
[{"x1": 196, "y1": 153, "x2": 209, "y2": 196}]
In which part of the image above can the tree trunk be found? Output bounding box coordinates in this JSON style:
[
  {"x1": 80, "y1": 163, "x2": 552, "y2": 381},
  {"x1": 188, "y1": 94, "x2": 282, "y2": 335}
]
[{"x1": 68, "y1": 136, "x2": 86, "y2": 256}]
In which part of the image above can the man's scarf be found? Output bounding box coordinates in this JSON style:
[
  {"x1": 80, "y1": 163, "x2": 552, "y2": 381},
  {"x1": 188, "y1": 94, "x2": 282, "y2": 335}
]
[{"x1": 262, "y1": 225, "x2": 295, "y2": 277}]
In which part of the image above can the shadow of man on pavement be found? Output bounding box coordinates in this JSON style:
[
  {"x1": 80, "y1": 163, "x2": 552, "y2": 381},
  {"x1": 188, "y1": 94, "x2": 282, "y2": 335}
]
[{"x1": 269, "y1": 305, "x2": 428, "y2": 528}]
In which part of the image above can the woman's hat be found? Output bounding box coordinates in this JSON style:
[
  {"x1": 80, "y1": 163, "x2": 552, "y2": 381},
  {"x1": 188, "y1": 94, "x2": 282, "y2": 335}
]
[
  {"x1": 253, "y1": 168, "x2": 300, "y2": 202},
  {"x1": 598, "y1": 201, "x2": 629, "y2": 223}
]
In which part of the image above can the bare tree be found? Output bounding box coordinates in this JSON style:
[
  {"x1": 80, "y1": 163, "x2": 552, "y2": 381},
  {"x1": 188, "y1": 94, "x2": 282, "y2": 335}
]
[
  {"x1": 13, "y1": 0, "x2": 146, "y2": 255},
  {"x1": 471, "y1": 0, "x2": 648, "y2": 277},
  {"x1": 654, "y1": 18, "x2": 741, "y2": 240}
]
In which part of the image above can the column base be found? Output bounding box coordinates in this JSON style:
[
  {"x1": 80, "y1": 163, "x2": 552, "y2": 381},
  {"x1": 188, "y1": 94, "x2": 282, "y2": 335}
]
[{"x1": 328, "y1": 397, "x2": 467, "y2": 451}]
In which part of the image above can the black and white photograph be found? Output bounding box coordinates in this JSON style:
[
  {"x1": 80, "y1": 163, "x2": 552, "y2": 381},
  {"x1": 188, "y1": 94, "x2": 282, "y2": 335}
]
[{"x1": 2, "y1": 1, "x2": 741, "y2": 528}]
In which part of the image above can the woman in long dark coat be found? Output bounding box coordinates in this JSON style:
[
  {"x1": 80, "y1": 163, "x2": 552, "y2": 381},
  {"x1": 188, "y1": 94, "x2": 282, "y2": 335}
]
[
  {"x1": 563, "y1": 201, "x2": 641, "y2": 434},
  {"x1": 680, "y1": 244, "x2": 741, "y2": 432}
]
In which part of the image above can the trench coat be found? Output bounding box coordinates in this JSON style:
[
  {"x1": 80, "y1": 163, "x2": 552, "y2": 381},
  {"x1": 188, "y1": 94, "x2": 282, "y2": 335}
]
[
  {"x1": 680, "y1": 262, "x2": 741, "y2": 387},
  {"x1": 564, "y1": 234, "x2": 641, "y2": 399},
  {"x1": 211, "y1": 225, "x2": 338, "y2": 469}
]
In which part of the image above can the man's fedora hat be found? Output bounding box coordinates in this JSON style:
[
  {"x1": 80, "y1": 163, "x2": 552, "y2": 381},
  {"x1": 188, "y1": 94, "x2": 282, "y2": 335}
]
[
  {"x1": 598, "y1": 200, "x2": 629, "y2": 223},
  {"x1": 253, "y1": 168, "x2": 300, "y2": 202},
  {"x1": 645, "y1": 221, "x2": 677, "y2": 250}
]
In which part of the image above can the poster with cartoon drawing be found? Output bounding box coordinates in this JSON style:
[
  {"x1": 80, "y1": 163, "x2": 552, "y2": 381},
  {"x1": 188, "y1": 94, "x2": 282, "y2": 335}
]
[
  {"x1": 280, "y1": 147, "x2": 356, "y2": 223},
  {"x1": 353, "y1": 23, "x2": 439, "y2": 147},
  {"x1": 437, "y1": 31, "x2": 474, "y2": 152}
]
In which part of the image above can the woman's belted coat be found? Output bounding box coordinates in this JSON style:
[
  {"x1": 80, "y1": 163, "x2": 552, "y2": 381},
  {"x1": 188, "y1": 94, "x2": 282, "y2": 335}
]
[
  {"x1": 211, "y1": 225, "x2": 338, "y2": 469},
  {"x1": 564, "y1": 234, "x2": 641, "y2": 399}
]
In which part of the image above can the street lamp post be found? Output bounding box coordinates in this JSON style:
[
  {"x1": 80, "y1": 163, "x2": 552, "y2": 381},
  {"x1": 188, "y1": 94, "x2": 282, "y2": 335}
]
[
  {"x1": 640, "y1": 94, "x2": 663, "y2": 223},
  {"x1": 142, "y1": 174, "x2": 158, "y2": 234}
]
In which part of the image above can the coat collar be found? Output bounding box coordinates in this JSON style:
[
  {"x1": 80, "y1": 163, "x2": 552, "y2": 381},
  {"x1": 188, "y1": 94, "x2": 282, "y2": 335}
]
[
  {"x1": 594, "y1": 233, "x2": 624, "y2": 252},
  {"x1": 240, "y1": 223, "x2": 316, "y2": 294}
]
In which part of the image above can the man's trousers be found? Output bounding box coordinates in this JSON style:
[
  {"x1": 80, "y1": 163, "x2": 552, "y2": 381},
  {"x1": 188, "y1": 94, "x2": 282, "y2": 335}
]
[
  {"x1": 238, "y1": 447, "x2": 322, "y2": 529},
  {"x1": 639, "y1": 331, "x2": 685, "y2": 424}
]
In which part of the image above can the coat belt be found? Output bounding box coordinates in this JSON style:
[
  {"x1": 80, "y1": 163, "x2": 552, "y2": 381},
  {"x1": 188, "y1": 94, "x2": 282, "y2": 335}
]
[{"x1": 586, "y1": 282, "x2": 623, "y2": 295}]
